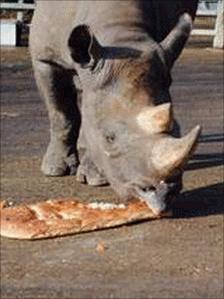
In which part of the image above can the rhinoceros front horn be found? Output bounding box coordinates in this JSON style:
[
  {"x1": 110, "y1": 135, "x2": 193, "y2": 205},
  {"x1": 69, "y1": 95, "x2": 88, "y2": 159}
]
[{"x1": 152, "y1": 125, "x2": 201, "y2": 176}]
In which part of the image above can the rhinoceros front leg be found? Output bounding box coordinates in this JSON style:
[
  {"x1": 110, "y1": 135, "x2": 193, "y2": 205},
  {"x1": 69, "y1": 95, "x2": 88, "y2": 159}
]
[
  {"x1": 76, "y1": 154, "x2": 108, "y2": 186},
  {"x1": 76, "y1": 129, "x2": 108, "y2": 186},
  {"x1": 33, "y1": 60, "x2": 81, "y2": 176}
]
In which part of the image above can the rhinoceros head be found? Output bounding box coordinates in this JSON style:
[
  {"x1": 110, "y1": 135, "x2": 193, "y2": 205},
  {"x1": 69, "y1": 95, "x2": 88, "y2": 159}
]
[{"x1": 69, "y1": 14, "x2": 201, "y2": 215}]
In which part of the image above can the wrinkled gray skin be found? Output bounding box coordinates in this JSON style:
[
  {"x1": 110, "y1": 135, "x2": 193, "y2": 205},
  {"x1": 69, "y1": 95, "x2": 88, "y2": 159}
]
[{"x1": 30, "y1": 0, "x2": 199, "y2": 215}]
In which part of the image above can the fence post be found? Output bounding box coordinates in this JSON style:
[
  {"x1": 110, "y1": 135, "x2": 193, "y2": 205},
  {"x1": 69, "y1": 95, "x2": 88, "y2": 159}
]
[
  {"x1": 213, "y1": 0, "x2": 224, "y2": 48},
  {"x1": 17, "y1": 0, "x2": 24, "y2": 22}
]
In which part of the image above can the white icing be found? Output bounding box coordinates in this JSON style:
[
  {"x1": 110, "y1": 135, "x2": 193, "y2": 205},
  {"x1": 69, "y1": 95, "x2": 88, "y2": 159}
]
[{"x1": 88, "y1": 202, "x2": 126, "y2": 210}]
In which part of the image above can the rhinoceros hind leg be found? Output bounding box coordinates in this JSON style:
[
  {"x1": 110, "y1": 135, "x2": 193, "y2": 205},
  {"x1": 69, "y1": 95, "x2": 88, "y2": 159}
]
[
  {"x1": 76, "y1": 155, "x2": 108, "y2": 186},
  {"x1": 33, "y1": 59, "x2": 81, "y2": 176}
]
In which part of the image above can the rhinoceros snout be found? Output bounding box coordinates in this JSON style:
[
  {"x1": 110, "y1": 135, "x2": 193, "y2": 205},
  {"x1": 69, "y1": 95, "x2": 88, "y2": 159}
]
[
  {"x1": 134, "y1": 183, "x2": 166, "y2": 215},
  {"x1": 134, "y1": 179, "x2": 181, "y2": 216}
]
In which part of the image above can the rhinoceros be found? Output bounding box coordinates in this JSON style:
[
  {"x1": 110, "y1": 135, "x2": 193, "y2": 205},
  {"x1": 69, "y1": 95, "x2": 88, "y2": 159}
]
[{"x1": 30, "y1": 0, "x2": 200, "y2": 215}]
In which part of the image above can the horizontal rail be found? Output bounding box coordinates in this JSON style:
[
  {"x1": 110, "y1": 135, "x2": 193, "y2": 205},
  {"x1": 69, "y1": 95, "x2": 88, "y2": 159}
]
[
  {"x1": 0, "y1": 3, "x2": 35, "y2": 10},
  {"x1": 191, "y1": 29, "x2": 216, "y2": 36},
  {"x1": 197, "y1": 9, "x2": 217, "y2": 16}
]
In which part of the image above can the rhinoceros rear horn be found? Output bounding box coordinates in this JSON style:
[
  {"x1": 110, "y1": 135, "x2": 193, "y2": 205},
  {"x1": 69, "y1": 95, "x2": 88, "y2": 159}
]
[
  {"x1": 160, "y1": 13, "x2": 193, "y2": 68},
  {"x1": 152, "y1": 125, "x2": 201, "y2": 176},
  {"x1": 68, "y1": 24, "x2": 102, "y2": 68},
  {"x1": 136, "y1": 103, "x2": 172, "y2": 134}
]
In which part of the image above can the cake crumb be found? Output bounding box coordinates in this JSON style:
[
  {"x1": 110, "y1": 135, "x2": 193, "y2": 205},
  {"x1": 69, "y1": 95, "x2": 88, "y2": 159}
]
[{"x1": 96, "y1": 241, "x2": 107, "y2": 254}]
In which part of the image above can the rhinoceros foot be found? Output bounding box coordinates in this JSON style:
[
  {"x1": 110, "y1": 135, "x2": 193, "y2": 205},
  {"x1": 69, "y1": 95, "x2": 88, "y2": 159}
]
[
  {"x1": 76, "y1": 156, "x2": 108, "y2": 186},
  {"x1": 41, "y1": 142, "x2": 78, "y2": 176}
]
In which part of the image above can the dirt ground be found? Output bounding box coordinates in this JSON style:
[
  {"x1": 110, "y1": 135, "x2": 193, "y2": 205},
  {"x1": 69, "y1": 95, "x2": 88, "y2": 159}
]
[{"x1": 0, "y1": 47, "x2": 223, "y2": 299}]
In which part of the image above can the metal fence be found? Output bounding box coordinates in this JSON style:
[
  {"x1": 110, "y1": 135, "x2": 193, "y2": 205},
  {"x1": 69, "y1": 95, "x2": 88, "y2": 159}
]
[
  {"x1": 0, "y1": 0, "x2": 35, "y2": 21},
  {"x1": 0, "y1": 0, "x2": 223, "y2": 48},
  {"x1": 192, "y1": 0, "x2": 223, "y2": 47}
]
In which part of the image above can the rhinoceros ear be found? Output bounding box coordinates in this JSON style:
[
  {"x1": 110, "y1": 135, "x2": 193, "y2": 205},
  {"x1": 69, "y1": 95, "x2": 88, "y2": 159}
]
[
  {"x1": 68, "y1": 25, "x2": 102, "y2": 69},
  {"x1": 136, "y1": 103, "x2": 172, "y2": 134},
  {"x1": 160, "y1": 13, "x2": 193, "y2": 68},
  {"x1": 152, "y1": 125, "x2": 201, "y2": 176}
]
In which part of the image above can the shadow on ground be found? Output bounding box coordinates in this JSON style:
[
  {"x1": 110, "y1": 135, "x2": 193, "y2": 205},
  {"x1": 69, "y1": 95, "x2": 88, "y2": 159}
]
[
  {"x1": 187, "y1": 153, "x2": 224, "y2": 170},
  {"x1": 199, "y1": 133, "x2": 224, "y2": 144},
  {"x1": 173, "y1": 182, "x2": 224, "y2": 218},
  {"x1": 185, "y1": 133, "x2": 224, "y2": 170},
  {"x1": 179, "y1": 132, "x2": 224, "y2": 218}
]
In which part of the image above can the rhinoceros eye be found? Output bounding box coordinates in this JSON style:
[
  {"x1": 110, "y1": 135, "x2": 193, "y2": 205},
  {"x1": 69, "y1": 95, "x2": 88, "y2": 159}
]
[
  {"x1": 105, "y1": 132, "x2": 116, "y2": 144},
  {"x1": 140, "y1": 185, "x2": 156, "y2": 193}
]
